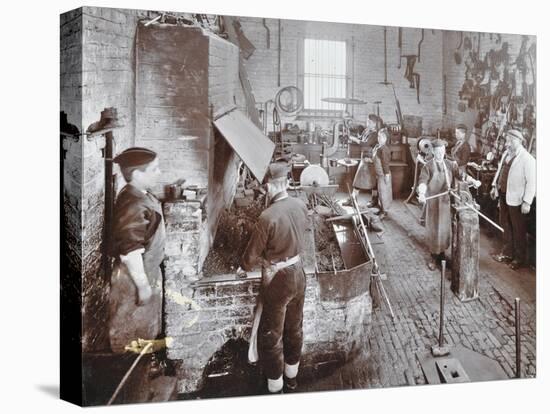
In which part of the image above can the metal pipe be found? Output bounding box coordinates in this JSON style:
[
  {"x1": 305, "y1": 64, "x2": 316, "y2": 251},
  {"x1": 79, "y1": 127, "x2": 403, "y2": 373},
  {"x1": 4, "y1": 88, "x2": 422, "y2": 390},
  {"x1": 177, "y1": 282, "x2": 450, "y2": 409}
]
[
  {"x1": 397, "y1": 27, "x2": 402, "y2": 69},
  {"x1": 383, "y1": 27, "x2": 388, "y2": 84},
  {"x1": 262, "y1": 18, "x2": 270, "y2": 49},
  {"x1": 425, "y1": 191, "x2": 450, "y2": 201},
  {"x1": 515, "y1": 297, "x2": 521, "y2": 378},
  {"x1": 418, "y1": 29, "x2": 425, "y2": 62},
  {"x1": 439, "y1": 260, "x2": 447, "y2": 347},
  {"x1": 277, "y1": 19, "x2": 281, "y2": 87}
]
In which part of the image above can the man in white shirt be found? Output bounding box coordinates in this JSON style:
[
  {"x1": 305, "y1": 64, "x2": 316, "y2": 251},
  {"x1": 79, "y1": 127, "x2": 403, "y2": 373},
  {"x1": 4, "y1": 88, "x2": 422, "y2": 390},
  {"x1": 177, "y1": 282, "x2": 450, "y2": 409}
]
[{"x1": 490, "y1": 129, "x2": 536, "y2": 270}]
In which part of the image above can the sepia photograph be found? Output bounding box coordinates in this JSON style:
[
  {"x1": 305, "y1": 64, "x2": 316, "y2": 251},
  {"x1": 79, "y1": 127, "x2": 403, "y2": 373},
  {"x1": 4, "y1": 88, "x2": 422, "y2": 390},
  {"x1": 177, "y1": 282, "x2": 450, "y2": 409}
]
[{"x1": 57, "y1": 1, "x2": 539, "y2": 408}]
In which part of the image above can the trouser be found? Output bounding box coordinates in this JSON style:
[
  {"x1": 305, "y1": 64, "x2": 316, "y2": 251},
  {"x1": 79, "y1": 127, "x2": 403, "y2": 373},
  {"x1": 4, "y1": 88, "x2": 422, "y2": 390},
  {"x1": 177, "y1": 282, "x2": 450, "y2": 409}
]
[
  {"x1": 258, "y1": 264, "x2": 306, "y2": 380},
  {"x1": 499, "y1": 193, "x2": 527, "y2": 264}
]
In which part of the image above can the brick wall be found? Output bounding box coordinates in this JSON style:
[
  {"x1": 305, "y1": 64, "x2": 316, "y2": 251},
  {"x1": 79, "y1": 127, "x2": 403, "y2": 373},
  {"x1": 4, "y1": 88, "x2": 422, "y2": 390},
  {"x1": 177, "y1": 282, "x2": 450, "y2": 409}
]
[
  {"x1": 135, "y1": 23, "x2": 241, "y2": 268},
  {"x1": 164, "y1": 272, "x2": 372, "y2": 394},
  {"x1": 162, "y1": 199, "x2": 372, "y2": 393},
  {"x1": 442, "y1": 30, "x2": 536, "y2": 155},
  {"x1": 79, "y1": 6, "x2": 148, "y2": 352},
  {"x1": 66, "y1": 7, "x2": 243, "y2": 354},
  {"x1": 60, "y1": 7, "x2": 83, "y2": 404},
  {"x1": 239, "y1": 18, "x2": 445, "y2": 135}
]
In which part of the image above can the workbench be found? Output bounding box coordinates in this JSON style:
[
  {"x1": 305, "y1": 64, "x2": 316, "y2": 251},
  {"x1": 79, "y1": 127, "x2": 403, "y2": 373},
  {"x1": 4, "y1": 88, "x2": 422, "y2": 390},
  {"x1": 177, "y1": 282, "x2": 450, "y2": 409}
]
[{"x1": 288, "y1": 141, "x2": 412, "y2": 198}]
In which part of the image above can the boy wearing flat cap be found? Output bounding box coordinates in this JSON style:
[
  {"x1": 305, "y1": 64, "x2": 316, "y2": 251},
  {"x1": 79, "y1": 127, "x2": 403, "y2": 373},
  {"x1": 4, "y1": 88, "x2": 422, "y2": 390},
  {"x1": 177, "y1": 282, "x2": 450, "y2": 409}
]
[
  {"x1": 108, "y1": 147, "x2": 165, "y2": 353},
  {"x1": 238, "y1": 162, "x2": 309, "y2": 394},
  {"x1": 450, "y1": 124, "x2": 471, "y2": 176}
]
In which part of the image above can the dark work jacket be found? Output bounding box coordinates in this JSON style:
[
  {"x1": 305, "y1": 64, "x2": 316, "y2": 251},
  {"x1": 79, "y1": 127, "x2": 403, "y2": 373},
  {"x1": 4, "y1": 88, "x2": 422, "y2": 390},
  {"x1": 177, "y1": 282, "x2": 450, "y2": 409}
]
[
  {"x1": 241, "y1": 193, "x2": 309, "y2": 271},
  {"x1": 112, "y1": 184, "x2": 163, "y2": 256},
  {"x1": 109, "y1": 184, "x2": 165, "y2": 353},
  {"x1": 373, "y1": 144, "x2": 391, "y2": 176},
  {"x1": 450, "y1": 141, "x2": 471, "y2": 167}
]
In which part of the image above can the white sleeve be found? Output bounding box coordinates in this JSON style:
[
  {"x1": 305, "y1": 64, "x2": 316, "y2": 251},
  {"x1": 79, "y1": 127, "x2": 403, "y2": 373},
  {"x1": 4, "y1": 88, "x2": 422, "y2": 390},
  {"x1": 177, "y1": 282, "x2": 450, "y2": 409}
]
[{"x1": 523, "y1": 155, "x2": 536, "y2": 204}]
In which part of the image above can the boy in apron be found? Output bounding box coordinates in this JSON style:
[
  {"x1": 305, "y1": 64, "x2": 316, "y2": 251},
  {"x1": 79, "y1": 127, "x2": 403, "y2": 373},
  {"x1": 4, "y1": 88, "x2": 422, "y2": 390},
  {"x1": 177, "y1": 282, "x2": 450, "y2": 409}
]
[
  {"x1": 372, "y1": 128, "x2": 393, "y2": 219},
  {"x1": 344, "y1": 114, "x2": 384, "y2": 206},
  {"x1": 109, "y1": 147, "x2": 165, "y2": 354},
  {"x1": 417, "y1": 139, "x2": 461, "y2": 270}
]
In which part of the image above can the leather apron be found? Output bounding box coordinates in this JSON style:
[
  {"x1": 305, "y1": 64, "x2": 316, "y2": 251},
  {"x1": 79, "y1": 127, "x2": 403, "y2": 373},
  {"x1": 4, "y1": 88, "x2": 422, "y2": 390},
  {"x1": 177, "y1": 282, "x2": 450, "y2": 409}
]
[
  {"x1": 108, "y1": 193, "x2": 166, "y2": 354},
  {"x1": 373, "y1": 147, "x2": 393, "y2": 211},
  {"x1": 353, "y1": 158, "x2": 376, "y2": 190},
  {"x1": 425, "y1": 161, "x2": 452, "y2": 254}
]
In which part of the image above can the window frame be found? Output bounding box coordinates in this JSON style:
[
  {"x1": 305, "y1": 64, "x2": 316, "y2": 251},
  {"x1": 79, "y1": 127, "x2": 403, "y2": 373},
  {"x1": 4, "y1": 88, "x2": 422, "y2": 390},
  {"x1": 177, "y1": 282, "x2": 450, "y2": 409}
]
[{"x1": 297, "y1": 36, "x2": 354, "y2": 119}]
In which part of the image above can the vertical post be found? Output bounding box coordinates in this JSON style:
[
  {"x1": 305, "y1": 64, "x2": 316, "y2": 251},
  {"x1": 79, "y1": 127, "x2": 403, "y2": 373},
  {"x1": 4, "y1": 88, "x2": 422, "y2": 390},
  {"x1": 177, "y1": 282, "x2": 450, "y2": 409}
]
[
  {"x1": 515, "y1": 297, "x2": 521, "y2": 378},
  {"x1": 439, "y1": 260, "x2": 447, "y2": 347},
  {"x1": 383, "y1": 27, "x2": 388, "y2": 84},
  {"x1": 277, "y1": 19, "x2": 281, "y2": 87},
  {"x1": 103, "y1": 131, "x2": 114, "y2": 281}
]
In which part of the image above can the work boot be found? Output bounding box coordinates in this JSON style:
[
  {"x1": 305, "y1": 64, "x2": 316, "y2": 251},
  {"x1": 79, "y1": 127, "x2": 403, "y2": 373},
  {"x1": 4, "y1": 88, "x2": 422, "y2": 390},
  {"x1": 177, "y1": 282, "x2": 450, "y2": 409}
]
[
  {"x1": 283, "y1": 376, "x2": 298, "y2": 393},
  {"x1": 366, "y1": 199, "x2": 378, "y2": 208},
  {"x1": 509, "y1": 260, "x2": 523, "y2": 270},
  {"x1": 492, "y1": 253, "x2": 513, "y2": 263},
  {"x1": 341, "y1": 198, "x2": 353, "y2": 207},
  {"x1": 427, "y1": 254, "x2": 438, "y2": 271}
]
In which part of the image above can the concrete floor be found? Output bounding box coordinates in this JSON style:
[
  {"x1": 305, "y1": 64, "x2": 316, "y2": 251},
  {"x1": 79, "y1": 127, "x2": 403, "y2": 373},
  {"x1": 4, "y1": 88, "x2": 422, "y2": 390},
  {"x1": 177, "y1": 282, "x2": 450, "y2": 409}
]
[{"x1": 186, "y1": 193, "x2": 536, "y2": 398}]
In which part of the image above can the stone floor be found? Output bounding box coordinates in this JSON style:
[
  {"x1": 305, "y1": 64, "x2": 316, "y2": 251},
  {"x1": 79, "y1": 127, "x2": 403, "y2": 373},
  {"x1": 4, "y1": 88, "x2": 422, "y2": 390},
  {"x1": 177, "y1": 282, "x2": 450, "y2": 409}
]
[
  {"x1": 184, "y1": 194, "x2": 536, "y2": 398},
  {"x1": 298, "y1": 194, "x2": 536, "y2": 393}
]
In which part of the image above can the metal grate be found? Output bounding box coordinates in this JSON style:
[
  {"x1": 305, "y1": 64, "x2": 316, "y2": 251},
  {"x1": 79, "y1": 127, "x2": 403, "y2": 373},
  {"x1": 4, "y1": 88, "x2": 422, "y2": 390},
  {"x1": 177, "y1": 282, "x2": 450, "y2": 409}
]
[{"x1": 302, "y1": 38, "x2": 347, "y2": 115}]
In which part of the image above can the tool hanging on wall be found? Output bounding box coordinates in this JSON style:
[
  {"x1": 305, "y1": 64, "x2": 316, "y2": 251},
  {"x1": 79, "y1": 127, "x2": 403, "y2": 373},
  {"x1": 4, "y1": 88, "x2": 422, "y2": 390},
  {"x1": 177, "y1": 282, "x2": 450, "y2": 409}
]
[
  {"x1": 402, "y1": 54, "x2": 421, "y2": 104},
  {"x1": 417, "y1": 29, "x2": 424, "y2": 62},
  {"x1": 373, "y1": 101, "x2": 382, "y2": 117},
  {"x1": 262, "y1": 18, "x2": 270, "y2": 49},
  {"x1": 378, "y1": 81, "x2": 404, "y2": 131},
  {"x1": 275, "y1": 86, "x2": 304, "y2": 116},
  {"x1": 454, "y1": 31, "x2": 463, "y2": 65},
  {"x1": 231, "y1": 19, "x2": 256, "y2": 59},
  {"x1": 397, "y1": 28, "x2": 402, "y2": 69},
  {"x1": 443, "y1": 74, "x2": 447, "y2": 115},
  {"x1": 223, "y1": 16, "x2": 262, "y2": 128}
]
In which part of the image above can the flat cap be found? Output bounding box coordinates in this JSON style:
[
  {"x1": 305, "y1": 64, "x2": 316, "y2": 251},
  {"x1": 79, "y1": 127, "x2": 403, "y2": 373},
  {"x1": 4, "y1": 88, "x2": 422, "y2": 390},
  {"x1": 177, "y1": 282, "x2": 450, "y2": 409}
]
[
  {"x1": 456, "y1": 123, "x2": 468, "y2": 132},
  {"x1": 265, "y1": 162, "x2": 289, "y2": 182},
  {"x1": 431, "y1": 138, "x2": 448, "y2": 148},
  {"x1": 113, "y1": 147, "x2": 157, "y2": 168},
  {"x1": 505, "y1": 129, "x2": 524, "y2": 141}
]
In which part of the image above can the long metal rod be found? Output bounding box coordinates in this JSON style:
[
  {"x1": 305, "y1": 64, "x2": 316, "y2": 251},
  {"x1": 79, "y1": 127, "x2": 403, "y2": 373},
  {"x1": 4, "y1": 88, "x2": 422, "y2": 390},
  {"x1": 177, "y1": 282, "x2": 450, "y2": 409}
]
[
  {"x1": 107, "y1": 342, "x2": 153, "y2": 405},
  {"x1": 449, "y1": 191, "x2": 504, "y2": 232},
  {"x1": 426, "y1": 189, "x2": 504, "y2": 233},
  {"x1": 439, "y1": 260, "x2": 447, "y2": 347},
  {"x1": 515, "y1": 297, "x2": 521, "y2": 378},
  {"x1": 405, "y1": 159, "x2": 420, "y2": 203},
  {"x1": 349, "y1": 189, "x2": 395, "y2": 319},
  {"x1": 350, "y1": 191, "x2": 377, "y2": 270},
  {"x1": 425, "y1": 191, "x2": 450, "y2": 201},
  {"x1": 375, "y1": 273, "x2": 395, "y2": 319}
]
